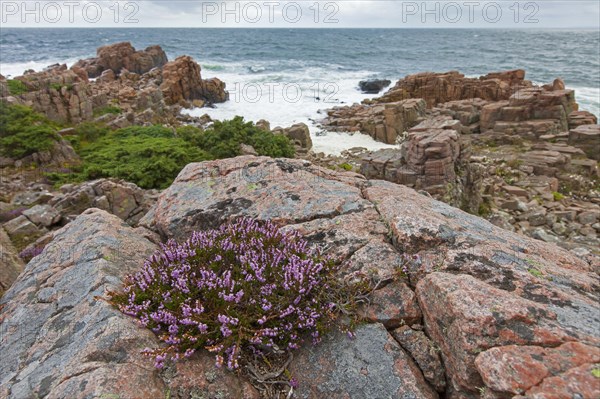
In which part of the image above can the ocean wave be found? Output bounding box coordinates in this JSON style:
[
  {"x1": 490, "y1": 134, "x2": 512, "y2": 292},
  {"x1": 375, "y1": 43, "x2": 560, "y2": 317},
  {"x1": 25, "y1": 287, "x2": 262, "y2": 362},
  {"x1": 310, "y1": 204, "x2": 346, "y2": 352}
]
[{"x1": 0, "y1": 57, "x2": 81, "y2": 78}]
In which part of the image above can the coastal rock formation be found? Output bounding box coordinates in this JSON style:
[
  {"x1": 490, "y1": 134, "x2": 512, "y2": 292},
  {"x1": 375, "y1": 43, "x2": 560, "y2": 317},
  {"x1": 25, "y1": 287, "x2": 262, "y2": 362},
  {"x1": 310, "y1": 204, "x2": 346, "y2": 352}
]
[
  {"x1": 1, "y1": 43, "x2": 228, "y2": 124},
  {"x1": 568, "y1": 124, "x2": 600, "y2": 160},
  {"x1": 1, "y1": 156, "x2": 598, "y2": 398},
  {"x1": 161, "y1": 55, "x2": 228, "y2": 106},
  {"x1": 72, "y1": 42, "x2": 168, "y2": 78},
  {"x1": 4, "y1": 65, "x2": 93, "y2": 123},
  {"x1": 320, "y1": 98, "x2": 427, "y2": 144},
  {"x1": 479, "y1": 86, "x2": 578, "y2": 137},
  {"x1": 319, "y1": 69, "x2": 599, "y2": 253},
  {"x1": 272, "y1": 122, "x2": 313, "y2": 153},
  {"x1": 359, "y1": 115, "x2": 471, "y2": 205},
  {"x1": 370, "y1": 69, "x2": 532, "y2": 107}
]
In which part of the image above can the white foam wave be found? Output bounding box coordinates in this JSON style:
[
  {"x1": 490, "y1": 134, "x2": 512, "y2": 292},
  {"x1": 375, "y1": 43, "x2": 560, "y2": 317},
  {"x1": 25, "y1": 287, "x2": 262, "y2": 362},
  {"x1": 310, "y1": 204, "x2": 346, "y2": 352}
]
[
  {"x1": 0, "y1": 58, "x2": 81, "y2": 78},
  {"x1": 183, "y1": 62, "x2": 397, "y2": 155}
]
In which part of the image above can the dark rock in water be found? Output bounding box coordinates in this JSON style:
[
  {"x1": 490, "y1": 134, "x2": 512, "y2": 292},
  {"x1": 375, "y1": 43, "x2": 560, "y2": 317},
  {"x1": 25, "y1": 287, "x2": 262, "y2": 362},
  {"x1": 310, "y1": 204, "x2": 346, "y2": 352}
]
[{"x1": 358, "y1": 79, "x2": 392, "y2": 94}]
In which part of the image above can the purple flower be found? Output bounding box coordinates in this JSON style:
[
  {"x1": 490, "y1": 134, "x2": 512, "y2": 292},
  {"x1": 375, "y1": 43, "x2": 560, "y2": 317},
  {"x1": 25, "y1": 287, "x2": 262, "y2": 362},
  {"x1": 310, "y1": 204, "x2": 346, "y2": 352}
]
[{"x1": 111, "y1": 217, "x2": 343, "y2": 371}]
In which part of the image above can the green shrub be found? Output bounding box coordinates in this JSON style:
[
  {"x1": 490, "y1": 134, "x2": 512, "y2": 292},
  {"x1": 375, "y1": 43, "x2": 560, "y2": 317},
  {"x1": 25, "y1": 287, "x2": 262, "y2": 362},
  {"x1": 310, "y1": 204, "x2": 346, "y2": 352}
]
[
  {"x1": 198, "y1": 116, "x2": 294, "y2": 159},
  {"x1": 552, "y1": 191, "x2": 565, "y2": 201},
  {"x1": 6, "y1": 80, "x2": 28, "y2": 95},
  {"x1": 78, "y1": 126, "x2": 210, "y2": 189},
  {"x1": 0, "y1": 103, "x2": 60, "y2": 158},
  {"x1": 74, "y1": 122, "x2": 110, "y2": 143},
  {"x1": 175, "y1": 125, "x2": 204, "y2": 146},
  {"x1": 93, "y1": 105, "x2": 122, "y2": 117},
  {"x1": 339, "y1": 163, "x2": 353, "y2": 171},
  {"x1": 50, "y1": 117, "x2": 295, "y2": 190},
  {"x1": 49, "y1": 82, "x2": 73, "y2": 91}
]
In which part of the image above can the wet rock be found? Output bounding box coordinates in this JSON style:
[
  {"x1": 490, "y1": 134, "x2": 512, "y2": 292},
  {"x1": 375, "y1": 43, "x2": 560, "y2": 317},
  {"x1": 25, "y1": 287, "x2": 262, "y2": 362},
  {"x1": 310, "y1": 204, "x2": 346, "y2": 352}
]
[{"x1": 358, "y1": 79, "x2": 392, "y2": 94}]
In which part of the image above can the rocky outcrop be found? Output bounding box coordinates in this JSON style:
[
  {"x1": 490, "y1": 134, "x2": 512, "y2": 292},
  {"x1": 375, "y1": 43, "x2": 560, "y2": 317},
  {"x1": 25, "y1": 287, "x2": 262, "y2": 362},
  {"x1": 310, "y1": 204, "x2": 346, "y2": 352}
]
[
  {"x1": 2, "y1": 43, "x2": 227, "y2": 125},
  {"x1": 2, "y1": 139, "x2": 80, "y2": 169},
  {"x1": 479, "y1": 86, "x2": 578, "y2": 138},
  {"x1": 475, "y1": 342, "x2": 600, "y2": 397},
  {"x1": 359, "y1": 116, "x2": 472, "y2": 206},
  {"x1": 363, "y1": 178, "x2": 599, "y2": 397},
  {"x1": 318, "y1": 69, "x2": 598, "y2": 253},
  {"x1": 371, "y1": 70, "x2": 531, "y2": 107},
  {"x1": 160, "y1": 55, "x2": 228, "y2": 106},
  {"x1": 48, "y1": 178, "x2": 157, "y2": 225},
  {"x1": 569, "y1": 124, "x2": 600, "y2": 160},
  {"x1": 320, "y1": 98, "x2": 427, "y2": 144},
  {"x1": 272, "y1": 122, "x2": 313, "y2": 153},
  {"x1": 72, "y1": 42, "x2": 168, "y2": 78},
  {"x1": 7, "y1": 65, "x2": 93, "y2": 123},
  {"x1": 0, "y1": 178, "x2": 157, "y2": 280},
  {"x1": 2, "y1": 156, "x2": 598, "y2": 398}
]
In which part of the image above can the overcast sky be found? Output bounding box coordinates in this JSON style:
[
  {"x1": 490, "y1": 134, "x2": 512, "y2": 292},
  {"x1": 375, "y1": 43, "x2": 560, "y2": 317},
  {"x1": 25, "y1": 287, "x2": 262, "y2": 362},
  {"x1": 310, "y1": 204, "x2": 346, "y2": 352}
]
[{"x1": 1, "y1": 1, "x2": 599, "y2": 28}]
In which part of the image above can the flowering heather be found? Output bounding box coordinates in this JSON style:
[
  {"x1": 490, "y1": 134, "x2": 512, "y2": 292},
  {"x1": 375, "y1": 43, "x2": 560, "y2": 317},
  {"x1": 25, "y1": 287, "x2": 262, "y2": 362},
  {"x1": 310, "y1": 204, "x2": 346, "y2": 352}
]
[
  {"x1": 111, "y1": 218, "x2": 342, "y2": 370},
  {"x1": 0, "y1": 207, "x2": 27, "y2": 223},
  {"x1": 19, "y1": 244, "x2": 46, "y2": 262}
]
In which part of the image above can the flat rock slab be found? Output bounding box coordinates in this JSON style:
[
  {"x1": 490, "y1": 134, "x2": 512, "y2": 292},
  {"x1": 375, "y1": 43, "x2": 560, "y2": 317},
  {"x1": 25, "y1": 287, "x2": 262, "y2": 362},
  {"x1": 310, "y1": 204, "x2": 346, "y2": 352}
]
[
  {"x1": 0, "y1": 209, "x2": 163, "y2": 399},
  {"x1": 290, "y1": 323, "x2": 438, "y2": 399},
  {"x1": 143, "y1": 156, "x2": 371, "y2": 241}
]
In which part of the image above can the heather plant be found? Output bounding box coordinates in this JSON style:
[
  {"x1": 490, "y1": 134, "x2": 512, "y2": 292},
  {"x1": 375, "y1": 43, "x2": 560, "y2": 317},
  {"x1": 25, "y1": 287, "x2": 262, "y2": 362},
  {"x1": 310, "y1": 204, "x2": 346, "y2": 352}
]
[
  {"x1": 111, "y1": 218, "x2": 361, "y2": 373},
  {"x1": 19, "y1": 244, "x2": 46, "y2": 262}
]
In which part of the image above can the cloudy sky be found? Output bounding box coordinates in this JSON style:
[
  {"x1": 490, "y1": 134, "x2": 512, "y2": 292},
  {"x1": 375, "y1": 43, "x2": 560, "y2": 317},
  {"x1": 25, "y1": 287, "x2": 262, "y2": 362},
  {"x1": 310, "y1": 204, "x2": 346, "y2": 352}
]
[{"x1": 1, "y1": 1, "x2": 599, "y2": 28}]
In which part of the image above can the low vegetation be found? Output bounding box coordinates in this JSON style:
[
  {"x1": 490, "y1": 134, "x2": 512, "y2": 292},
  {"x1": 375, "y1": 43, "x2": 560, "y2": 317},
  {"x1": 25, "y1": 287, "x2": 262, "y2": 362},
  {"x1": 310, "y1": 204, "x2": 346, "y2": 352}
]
[
  {"x1": 6, "y1": 79, "x2": 29, "y2": 95},
  {"x1": 0, "y1": 102, "x2": 61, "y2": 158},
  {"x1": 1, "y1": 103, "x2": 295, "y2": 189},
  {"x1": 110, "y1": 218, "x2": 367, "y2": 378}
]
